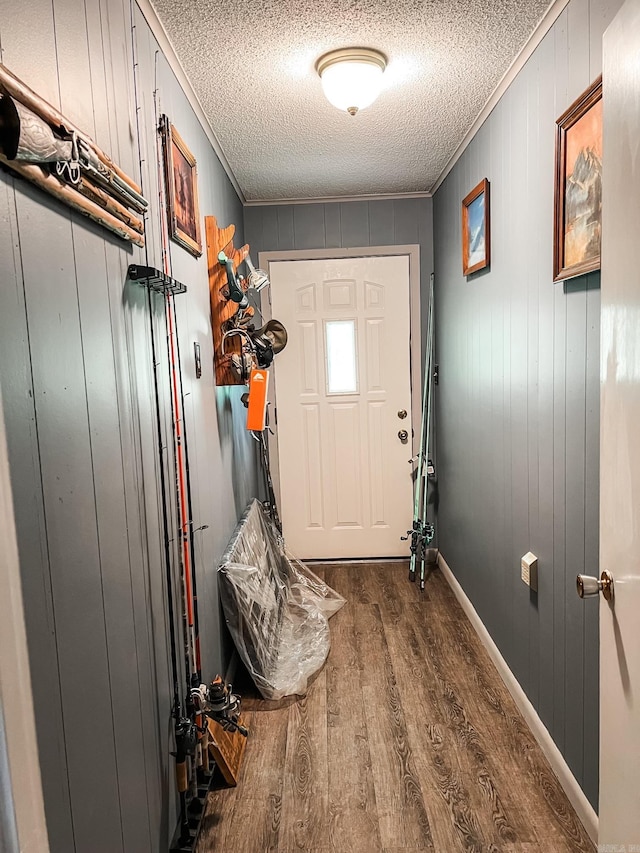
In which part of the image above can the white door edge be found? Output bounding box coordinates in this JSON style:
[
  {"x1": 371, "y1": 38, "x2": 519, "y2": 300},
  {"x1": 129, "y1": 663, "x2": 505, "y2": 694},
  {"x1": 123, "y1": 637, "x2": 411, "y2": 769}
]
[{"x1": 259, "y1": 245, "x2": 423, "y2": 518}]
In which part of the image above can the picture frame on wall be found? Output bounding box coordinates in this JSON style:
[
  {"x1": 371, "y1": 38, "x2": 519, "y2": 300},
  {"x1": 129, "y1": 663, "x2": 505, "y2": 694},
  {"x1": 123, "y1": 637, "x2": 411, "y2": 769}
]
[
  {"x1": 462, "y1": 178, "x2": 490, "y2": 275},
  {"x1": 160, "y1": 116, "x2": 202, "y2": 257},
  {"x1": 553, "y1": 75, "x2": 602, "y2": 282}
]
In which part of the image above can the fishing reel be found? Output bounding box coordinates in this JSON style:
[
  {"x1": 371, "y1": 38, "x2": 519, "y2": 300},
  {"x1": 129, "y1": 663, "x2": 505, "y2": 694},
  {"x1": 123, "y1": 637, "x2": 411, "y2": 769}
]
[
  {"x1": 191, "y1": 676, "x2": 248, "y2": 737},
  {"x1": 172, "y1": 713, "x2": 199, "y2": 760},
  {"x1": 401, "y1": 520, "x2": 421, "y2": 555}
]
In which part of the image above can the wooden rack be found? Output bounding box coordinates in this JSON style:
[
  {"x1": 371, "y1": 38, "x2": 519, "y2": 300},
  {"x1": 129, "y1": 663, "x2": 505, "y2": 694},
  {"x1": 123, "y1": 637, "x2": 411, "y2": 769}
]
[{"x1": 205, "y1": 215, "x2": 250, "y2": 387}]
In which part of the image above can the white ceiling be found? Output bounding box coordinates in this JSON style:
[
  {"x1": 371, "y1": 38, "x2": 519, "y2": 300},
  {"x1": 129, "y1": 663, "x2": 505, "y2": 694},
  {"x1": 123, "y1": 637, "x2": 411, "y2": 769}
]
[{"x1": 151, "y1": 0, "x2": 552, "y2": 202}]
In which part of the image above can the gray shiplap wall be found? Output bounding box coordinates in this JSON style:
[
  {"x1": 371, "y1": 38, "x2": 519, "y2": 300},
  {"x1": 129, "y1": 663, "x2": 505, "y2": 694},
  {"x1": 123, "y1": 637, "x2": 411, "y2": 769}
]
[
  {"x1": 433, "y1": 0, "x2": 621, "y2": 810},
  {"x1": 245, "y1": 198, "x2": 434, "y2": 532},
  {"x1": 245, "y1": 197, "x2": 434, "y2": 359},
  {"x1": 245, "y1": 197, "x2": 433, "y2": 280},
  {"x1": 0, "y1": 1, "x2": 258, "y2": 850}
]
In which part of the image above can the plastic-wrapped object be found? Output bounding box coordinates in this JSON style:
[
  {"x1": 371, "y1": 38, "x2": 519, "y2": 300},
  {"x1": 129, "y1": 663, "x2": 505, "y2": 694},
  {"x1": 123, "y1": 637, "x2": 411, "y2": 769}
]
[{"x1": 218, "y1": 499, "x2": 346, "y2": 700}]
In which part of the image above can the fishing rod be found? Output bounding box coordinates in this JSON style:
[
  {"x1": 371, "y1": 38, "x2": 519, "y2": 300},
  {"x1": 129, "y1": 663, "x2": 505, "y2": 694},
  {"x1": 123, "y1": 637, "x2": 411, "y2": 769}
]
[
  {"x1": 154, "y1": 110, "x2": 207, "y2": 817},
  {"x1": 252, "y1": 427, "x2": 282, "y2": 534},
  {"x1": 171, "y1": 295, "x2": 210, "y2": 779},
  {"x1": 418, "y1": 276, "x2": 436, "y2": 590},
  {"x1": 164, "y1": 291, "x2": 211, "y2": 803},
  {"x1": 403, "y1": 273, "x2": 436, "y2": 590},
  {"x1": 129, "y1": 31, "x2": 197, "y2": 845},
  {"x1": 145, "y1": 66, "x2": 202, "y2": 843}
]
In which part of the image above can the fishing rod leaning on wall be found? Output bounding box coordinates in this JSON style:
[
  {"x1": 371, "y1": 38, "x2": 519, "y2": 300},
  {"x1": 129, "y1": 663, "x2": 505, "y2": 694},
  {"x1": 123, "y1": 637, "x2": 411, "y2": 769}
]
[
  {"x1": 403, "y1": 272, "x2": 436, "y2": 591},
  {"x1": 128, "y1": 34, "x2": 247, "y2": 851}
]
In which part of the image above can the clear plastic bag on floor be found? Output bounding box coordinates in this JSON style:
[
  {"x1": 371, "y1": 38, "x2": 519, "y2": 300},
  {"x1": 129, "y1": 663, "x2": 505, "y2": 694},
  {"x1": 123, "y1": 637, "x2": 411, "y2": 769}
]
[{"x1": 218, "y1": 499, "x2": 345, "y2": 700}]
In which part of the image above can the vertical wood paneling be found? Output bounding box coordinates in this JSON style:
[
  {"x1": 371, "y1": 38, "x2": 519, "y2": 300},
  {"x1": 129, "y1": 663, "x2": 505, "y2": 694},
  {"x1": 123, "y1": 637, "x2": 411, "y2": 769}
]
[
  {"x1": 72, "y1": 224, "x2": 151, "y2": 852},
  {"x1": 324, "y1": 203, "x2": 341, "y2": 248},
  {"x1": 0, "y1": 1, "x2": 260, "y2": 850},
  {"x1": 488, "y1": 99, "x2": 508, "y2": 656},
  {"x1": 18, "y1": 190, "x2": 123, "y2": 852},
  {"x1": 563, "y1": 280, "x2": 587, "y2": 784},
  {"x1": 589, "y1": 0, "x2": 622, "y2": 77},
  {"x1": 247, "y1": 198, "x2": 432, "y2": 265},
  {"x1": 243, "y1": 206, "x2": 263, "y2": 255},
  {"x1": 535, "y1": 29, "x2": 557, "y2": 736},
  {"x1": 393, "y1": 198, "x2": 419, "y2": 246},
  {"x1": 277, "y1": 205, "x2": 295, "y2": 249},
  {"x1": 294, "y1": 203, "x2": 325, "y2": 250},
  {"x1": 432, "y1": 0, "x2": 618, "y2": 811},
  {"x1": 52, "y1": 0, "x2": 95, "y2": 133},
  {"x1": 507, "y1": 74, "x2": 531, "y2": 693},
  {"x1": 0, "y1": 179, "x2": 76, "y2": 853},
  {"x1": 525, "y1": 67, "x2": 540, "y2": 713},
  {"x1": 340, "y1": 200, "x2": 369, "y2": 247},
  {"x1": 568, "y1": 0, "x2": 592, "y2": 103},
  {"x1": 368, "y1": 199, "x2": 394, "y2": 247}
]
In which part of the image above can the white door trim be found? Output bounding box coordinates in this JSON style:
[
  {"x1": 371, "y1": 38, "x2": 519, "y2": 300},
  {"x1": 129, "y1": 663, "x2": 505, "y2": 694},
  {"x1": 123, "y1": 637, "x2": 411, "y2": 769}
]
[
  {"x1": 0, "y1": 383, "x2": 49, "y2": 853},
  {"x1": 259, "y1": 245, "x2": 422, "y2": 516}
]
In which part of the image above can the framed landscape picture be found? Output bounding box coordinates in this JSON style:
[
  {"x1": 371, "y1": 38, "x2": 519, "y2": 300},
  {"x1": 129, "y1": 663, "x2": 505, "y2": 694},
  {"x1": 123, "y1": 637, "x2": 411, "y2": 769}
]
[
  {"x1": 160, "y1": 117, "x2": 202, "y2": 257},
  {"x1": 462, "y1": 178, "x2": 490, "y2": 275},
  {"x1": 553, "y1": 76, "x2": 602, "y2": 282}
]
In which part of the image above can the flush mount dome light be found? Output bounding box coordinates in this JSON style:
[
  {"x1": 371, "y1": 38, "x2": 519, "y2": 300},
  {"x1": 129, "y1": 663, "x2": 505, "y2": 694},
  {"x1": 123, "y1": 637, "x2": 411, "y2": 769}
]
[{"x1": 316, "y1": 47, "x2": 387, "y2": 116}]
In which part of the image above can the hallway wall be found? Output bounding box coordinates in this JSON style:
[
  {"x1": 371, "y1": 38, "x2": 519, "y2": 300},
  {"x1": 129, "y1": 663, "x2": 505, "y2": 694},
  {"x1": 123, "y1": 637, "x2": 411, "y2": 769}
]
[
  {"x1": 433, "y1": 0, "x2": 621, "y2": 811},
  {"x1": 0, "y1": 1, "x2": 258, "y2": 850},
  {"x1": 245, "y1": 196, "x2": 434, "y2": 361},
  {"x1": 245, "y1": 197, "x2": 433, "y2": 282}
]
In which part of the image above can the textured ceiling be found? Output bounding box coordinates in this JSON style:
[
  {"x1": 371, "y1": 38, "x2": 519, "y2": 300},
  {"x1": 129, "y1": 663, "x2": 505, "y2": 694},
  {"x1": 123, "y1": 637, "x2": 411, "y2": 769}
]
[{"x1": 151, "y1": 0, "x2": 551, "y2": 201}]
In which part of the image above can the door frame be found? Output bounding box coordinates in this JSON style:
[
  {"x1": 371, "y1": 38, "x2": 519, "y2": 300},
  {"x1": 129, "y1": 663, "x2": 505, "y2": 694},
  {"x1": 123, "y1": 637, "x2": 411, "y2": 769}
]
[
  {"x1": 258, "y1": 245, "x2": 422, "y2": 518},
  {"x1": 0, "y1": 383, "x2": 49, "y2": 853}
]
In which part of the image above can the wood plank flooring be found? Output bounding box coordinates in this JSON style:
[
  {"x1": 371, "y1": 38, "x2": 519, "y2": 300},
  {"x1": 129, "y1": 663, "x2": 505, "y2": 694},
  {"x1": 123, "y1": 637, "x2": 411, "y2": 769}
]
[{"x1": 196, "y1": 562, "x2": 595, "y2": 853}]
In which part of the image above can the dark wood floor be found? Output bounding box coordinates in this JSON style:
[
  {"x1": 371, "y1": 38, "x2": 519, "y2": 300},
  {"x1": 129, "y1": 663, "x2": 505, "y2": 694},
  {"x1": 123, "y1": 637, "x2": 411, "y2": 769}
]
[{"x1": 197, "y1": 562, "x2": 595, "y2": 853}]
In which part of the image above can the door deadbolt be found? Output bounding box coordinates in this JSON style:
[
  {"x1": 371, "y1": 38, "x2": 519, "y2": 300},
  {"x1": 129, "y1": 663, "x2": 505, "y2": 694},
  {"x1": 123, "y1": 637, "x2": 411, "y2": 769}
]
[
  {"x1": 398, "y1": 429, "x2": 409, "y2": 442},
  {"x1": 398, "y1": 409, "x2": 408, "y2": 419},
  {"x1": 576, "y1": 570, "x2": 614, "y2": 602}
]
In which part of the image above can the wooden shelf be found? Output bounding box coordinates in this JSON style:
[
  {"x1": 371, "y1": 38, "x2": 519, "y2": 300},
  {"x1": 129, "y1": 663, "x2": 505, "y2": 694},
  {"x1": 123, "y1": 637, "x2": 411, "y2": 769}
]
[{"x1": 205, "y1": 215, "x2": 250, "y2": 386}]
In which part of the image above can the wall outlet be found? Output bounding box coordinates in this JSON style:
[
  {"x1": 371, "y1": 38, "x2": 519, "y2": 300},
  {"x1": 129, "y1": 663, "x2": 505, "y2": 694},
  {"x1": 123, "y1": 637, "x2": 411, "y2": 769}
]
[{"x1": 521, "y1": 551, "x2": 538, "y2": 592}]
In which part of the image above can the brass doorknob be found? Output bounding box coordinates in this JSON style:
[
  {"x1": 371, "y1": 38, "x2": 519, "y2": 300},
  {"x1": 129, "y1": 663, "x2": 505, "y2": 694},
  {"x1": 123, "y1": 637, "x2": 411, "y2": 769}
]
[
  {"x1": 576, "y1": 570, "x2": 614, "y2": 602},
  {"x1": 398, "y1": 430, "x2": 409, "y2": 442}
]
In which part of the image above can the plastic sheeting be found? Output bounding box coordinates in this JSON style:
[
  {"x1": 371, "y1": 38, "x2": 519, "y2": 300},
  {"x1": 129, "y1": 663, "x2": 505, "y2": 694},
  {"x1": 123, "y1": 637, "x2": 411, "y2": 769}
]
[{"x1": 218, "y1": 500, "x2": 345, "y2": 700}]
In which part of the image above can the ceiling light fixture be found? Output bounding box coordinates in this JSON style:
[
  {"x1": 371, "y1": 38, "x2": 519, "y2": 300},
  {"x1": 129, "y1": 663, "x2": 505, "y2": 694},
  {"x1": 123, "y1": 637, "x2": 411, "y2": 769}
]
[{"x1": 316, "y1": 47, "x2": 387, "y2": 116}]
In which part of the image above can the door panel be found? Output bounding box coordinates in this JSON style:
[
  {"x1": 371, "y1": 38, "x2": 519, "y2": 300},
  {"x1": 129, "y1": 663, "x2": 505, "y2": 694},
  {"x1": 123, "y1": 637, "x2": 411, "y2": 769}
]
[
  {"x1": 599, "y1": 2, "x2": 640, "y2": 844},
  {"x1": 270, "y1": 256, "x2": 413, "y2": 559}
]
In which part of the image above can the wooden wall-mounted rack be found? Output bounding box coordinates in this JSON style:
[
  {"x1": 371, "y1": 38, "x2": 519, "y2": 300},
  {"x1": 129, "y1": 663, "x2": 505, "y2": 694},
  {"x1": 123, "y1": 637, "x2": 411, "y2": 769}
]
[{"x1": 205, "y1": 215, "x2": 250, "y2": 387}]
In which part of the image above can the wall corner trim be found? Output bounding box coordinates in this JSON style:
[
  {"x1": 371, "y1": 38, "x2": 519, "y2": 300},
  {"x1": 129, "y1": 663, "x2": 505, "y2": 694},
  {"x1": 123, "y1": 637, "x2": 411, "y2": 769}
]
[
  {"x1": 244, "y1": 191, "x2": 433, "y2": 207},
  {"x1": 437, "y1": 553, "x2": 599, "y2": 845},
  {"x1": 134, "y1": 0, "x2": 246, "y2": 204},
  {"x1": 430, "y1": 0, "x2": 570, "y2": 194}
]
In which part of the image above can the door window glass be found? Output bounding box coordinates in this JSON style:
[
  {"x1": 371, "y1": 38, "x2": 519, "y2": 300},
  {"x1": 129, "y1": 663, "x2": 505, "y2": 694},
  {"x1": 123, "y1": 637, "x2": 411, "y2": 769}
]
[{"x1": 325, "y1": 320, "x2": 358, "y2": 394}]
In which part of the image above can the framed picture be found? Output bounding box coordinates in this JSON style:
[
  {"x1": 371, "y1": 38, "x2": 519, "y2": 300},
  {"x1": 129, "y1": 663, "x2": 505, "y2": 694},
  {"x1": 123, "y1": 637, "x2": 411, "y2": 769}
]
[
  {"x1": 553, "y1": 76, "x2": 602, "y2": 282},
  {"x1": 462, "y1": 178, "x2": 490, "y2": 275},
  {"x1": 160, "y1": 117, "x2": 202, "y2": 257}
]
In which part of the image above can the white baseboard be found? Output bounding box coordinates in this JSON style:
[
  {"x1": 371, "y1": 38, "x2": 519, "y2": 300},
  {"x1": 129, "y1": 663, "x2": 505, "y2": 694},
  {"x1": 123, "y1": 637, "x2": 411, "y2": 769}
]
[{"x1": 437, "y1": 553, "x2": 598, "y2": 845}]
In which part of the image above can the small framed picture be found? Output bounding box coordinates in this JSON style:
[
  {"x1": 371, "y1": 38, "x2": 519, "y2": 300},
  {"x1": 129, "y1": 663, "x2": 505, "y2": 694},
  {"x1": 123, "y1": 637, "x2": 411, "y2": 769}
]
[
  {"x1": 160, "y1": 116, "x2": 202, "y2": 257},
  {"x1": 462, "y1": 178, "x2": 490, "y2": 275},
  {"x1": 553, "y1": 76, "x2": 602, "y2": 282}
]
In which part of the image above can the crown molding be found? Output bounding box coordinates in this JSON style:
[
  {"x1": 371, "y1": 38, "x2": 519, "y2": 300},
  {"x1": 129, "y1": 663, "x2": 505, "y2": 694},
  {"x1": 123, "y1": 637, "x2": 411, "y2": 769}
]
[
  {"x1": 244, "y1": 191, "x2": 432, "y2": 207},
  {"x1": 135, "y1": 0, "x2": 246, "y2": 203},
  {"x1": 430, "y1": 0, "x2": 570, "y2": 194}
]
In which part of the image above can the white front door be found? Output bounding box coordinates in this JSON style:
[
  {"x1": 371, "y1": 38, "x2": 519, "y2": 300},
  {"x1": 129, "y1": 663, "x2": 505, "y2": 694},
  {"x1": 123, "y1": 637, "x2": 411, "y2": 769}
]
[
  {"x1": 599, "y1": 3, "x2": 640, "y2": 845},
  {"x1": 269, "y1": 255, "x2": 413, "y2": 559}
]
